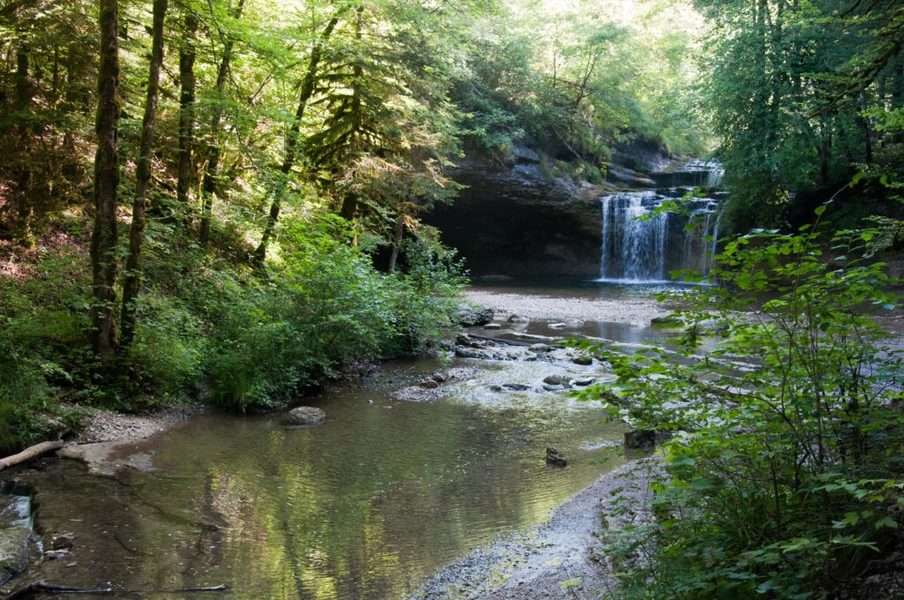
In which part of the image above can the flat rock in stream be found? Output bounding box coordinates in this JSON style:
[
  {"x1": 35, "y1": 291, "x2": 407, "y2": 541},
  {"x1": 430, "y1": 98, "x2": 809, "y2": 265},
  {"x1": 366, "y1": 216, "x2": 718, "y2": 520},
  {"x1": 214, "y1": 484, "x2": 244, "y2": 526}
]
[
  {"x1": 59, "y1": 442, "x2": 156, "y2": 477},
  {"x1": 0, "y1": 495, "x2": 33, "y2": 586},
  {"x1": 286, "y1": 406, "x2": 326, "y2": 426}
]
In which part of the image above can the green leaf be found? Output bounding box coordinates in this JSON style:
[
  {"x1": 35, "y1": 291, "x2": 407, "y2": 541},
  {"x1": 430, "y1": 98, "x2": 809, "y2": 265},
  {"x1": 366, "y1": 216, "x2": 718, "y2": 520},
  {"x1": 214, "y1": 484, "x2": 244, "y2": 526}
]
[{"x1": 559, "y1": 578, "x2": 583, "y2": 590}]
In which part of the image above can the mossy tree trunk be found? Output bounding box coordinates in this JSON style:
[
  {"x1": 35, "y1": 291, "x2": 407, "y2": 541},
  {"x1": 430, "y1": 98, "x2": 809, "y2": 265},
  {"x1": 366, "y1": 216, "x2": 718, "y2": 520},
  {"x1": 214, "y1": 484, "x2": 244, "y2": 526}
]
[
  {"x1": 121, "y1": 0, "x2": 168, "y2": 349},
  {"x1": 176, "y1": 10, "x2": 197, "y2": 224},
  {"x1": 90, "y1": 0, "x2": 121, "y2": 365},
  {"x1": 199, "y1": 0, "x2": 246, "y2": 246}
]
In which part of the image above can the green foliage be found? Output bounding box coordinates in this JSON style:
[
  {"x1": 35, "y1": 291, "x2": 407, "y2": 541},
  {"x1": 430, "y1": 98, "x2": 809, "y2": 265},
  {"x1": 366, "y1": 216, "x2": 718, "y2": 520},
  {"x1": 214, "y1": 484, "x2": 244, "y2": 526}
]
[
  {"x1": 693, "y1": 0, "x2": 904, "y2": 232},
  {"x1": 578, "y1": 213, "x2": 903, "y2": 598}
]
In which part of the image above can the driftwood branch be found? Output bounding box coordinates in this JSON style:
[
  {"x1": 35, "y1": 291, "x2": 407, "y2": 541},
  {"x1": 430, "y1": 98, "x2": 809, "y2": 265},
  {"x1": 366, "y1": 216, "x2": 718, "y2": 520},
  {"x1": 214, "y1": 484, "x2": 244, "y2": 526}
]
[
  {"x1": 0, "y1": 440, "x2": 64, "y2": 472},
  {"x1": 5, "y1": 580, "x2": 230, "y2": 598}
]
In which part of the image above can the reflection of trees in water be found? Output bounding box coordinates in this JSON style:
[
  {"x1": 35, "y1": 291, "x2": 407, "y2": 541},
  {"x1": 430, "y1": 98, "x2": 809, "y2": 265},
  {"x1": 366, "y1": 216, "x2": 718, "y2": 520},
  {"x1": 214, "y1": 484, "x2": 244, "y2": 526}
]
[{"x1": 29, "y1": 397, "x2": 615, "y2": 598}]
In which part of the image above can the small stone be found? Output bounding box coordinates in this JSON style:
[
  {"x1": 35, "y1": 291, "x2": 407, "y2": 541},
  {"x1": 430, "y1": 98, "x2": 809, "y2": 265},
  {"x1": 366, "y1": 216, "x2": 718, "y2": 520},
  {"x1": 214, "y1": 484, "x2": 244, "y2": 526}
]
[
  {"x1": 285, "y1": 406, "x2": 326, "y2": 426},
  {"x1": 572, "y1": 377, "x2": 595, "y2": 387},
  {"x1": 50, "y1": 532, "x2": 75, "y2": 550},
  {"x1": 502, "y1": 383, "x2": 530, "y2": 391},
  {"x1": 572, "y1": 355, "x2": 593, "y2": 366},
  {"x1": 44, "y1": 549, "x2": 70, "y2": 560},
  {"x1": 543, "y1": 374, "x2": 570, "y2": 386},
  {"x1": 489, "y1": 385, "x2": 503, "y2": 392},
  {"x1": 430, "y1": 372, "x2": 447, "y2": 383},
  {"x1": 529, "y1": 343, "x2": 551, "y2": 353},
  {"x1": 546, "y1": 447, "x2": 567, "y2": 467},
  {"x1": 419, "y1": 379, "x2": 440, "y2": 389}
]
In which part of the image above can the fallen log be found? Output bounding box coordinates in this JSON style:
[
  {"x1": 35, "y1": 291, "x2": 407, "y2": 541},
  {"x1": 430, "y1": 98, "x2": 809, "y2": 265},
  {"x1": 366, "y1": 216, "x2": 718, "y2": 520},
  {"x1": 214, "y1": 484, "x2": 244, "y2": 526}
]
[{"x1": 0, "y1": 440, "x2": 64, "y2": 473}]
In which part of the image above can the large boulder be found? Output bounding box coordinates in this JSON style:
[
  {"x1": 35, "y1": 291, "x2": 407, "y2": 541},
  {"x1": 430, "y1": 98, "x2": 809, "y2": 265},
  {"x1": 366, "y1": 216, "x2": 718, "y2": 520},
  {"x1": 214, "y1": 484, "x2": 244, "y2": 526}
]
[
  {"x1": 286, "y1": 406, "x2": 326, "y2": 426},
  {"x1": 457, "y1": 306, "x2": 494, "y2": 327},
  {"x1": 624, "y1": 430, "x2": 656, "y2": 450}
]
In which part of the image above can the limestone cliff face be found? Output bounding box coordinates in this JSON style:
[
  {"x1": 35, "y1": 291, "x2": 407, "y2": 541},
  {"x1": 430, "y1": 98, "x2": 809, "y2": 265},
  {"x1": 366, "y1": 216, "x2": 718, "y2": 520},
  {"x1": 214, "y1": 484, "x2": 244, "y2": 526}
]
[
  {"x1": 426, "y1": 142, "x2": 720, "y2": 279},
  {"x1": 426, "y1": 149, "x2": 605, "y2": 278}
]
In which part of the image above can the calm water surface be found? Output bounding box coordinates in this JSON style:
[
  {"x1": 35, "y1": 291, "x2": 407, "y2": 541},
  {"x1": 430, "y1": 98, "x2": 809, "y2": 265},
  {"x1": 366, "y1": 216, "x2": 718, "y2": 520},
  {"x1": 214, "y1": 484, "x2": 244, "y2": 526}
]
[{"x1": 18, "y1": 360, "x2": 624, "y2": 599}]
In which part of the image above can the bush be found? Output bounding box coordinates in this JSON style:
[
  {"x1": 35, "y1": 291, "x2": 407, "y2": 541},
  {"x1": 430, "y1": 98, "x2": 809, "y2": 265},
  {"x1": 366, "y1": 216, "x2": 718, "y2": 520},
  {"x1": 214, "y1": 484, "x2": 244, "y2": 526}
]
[{"x1": 580, "y1": 212, "x2": 904, "y2": 598}]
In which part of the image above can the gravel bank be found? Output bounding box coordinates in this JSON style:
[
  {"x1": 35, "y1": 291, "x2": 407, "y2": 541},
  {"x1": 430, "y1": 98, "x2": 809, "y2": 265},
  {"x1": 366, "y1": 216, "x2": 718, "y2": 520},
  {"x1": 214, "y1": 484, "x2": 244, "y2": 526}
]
[
  {"x1": 417, "y1": 458, "x2": 662, "y2": 599},
  {"x1": 464, "y1": 289, "x2": 671, "y2": 326},
  {"x1": 75, "y1": 403, "x2": 203, "y2": 443}
]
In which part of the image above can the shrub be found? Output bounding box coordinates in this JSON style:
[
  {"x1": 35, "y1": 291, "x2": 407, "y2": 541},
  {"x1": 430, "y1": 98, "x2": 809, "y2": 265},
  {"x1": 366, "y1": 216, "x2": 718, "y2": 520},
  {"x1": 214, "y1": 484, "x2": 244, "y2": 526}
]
[{"x1": 579, "y1": 211, "x2": 903, "y2": 598}]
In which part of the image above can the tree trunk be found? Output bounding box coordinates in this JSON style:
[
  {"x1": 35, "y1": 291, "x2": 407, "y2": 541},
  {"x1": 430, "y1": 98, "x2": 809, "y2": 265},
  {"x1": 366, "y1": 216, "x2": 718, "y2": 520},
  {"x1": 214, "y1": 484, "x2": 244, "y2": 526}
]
[
  {"x1": 253, "y1": 12, "x2": 341, "y2": 264},
  {"x1": 90, "y1": 0, "x2": 121, "y2": 366},
  {"x1": 120, "y1": 0, "x2": 167, "y2": 350},
  {"x1": 176, "y1": 11, "x2": 197, "y2": 223},
  {"x1": 336, "y1": 5, "x2": 366, "y2": 229},
  {"x1": 200, "y1": 0, "x2": 245, "y2": 246},
  {"x1": 13, "y1": 42, "x2": 34, "y2": 247},
  {"x1": 387, "y1": 216, "x2": 404, "y2": 273}
]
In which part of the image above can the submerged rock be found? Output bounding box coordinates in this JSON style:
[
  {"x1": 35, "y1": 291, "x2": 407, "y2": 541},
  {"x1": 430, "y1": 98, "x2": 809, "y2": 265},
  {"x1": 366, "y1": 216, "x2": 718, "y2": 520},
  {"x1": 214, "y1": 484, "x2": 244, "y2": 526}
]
[
  {"x1": 543, "y1": 374, "x2": 571, "y2": 386},
  {"x1": 502, "y1": 383, "x2": 531, "y2": 391},
  {"x1": 455, "y1": 347, "x2": 492, "y2": 360},
  {"x1": 571, "y1": 377, "x2": 595, "y2": 387},
  {"x1": 528, "y1": 343, "x2": 551, "y2": 353},
  {"x1": 286, "y1": 406, "x2": 326, "y2": 426},
  {"x1": 49, "y1": 532, "x2": 75, "y2": 550},
  {"x1": 545, "y1": 448, "x2": 567, "y2": 467},
  {"x1": 572, "y1": 355, "x2": 593, "y2": 366}
]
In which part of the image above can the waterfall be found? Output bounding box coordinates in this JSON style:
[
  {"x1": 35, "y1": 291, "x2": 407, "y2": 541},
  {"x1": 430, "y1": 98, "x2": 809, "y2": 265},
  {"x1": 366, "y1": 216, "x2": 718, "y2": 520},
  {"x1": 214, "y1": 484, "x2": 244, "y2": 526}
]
[{"x1": 598, "y1": 191, "x2": 721, "y2": 283}]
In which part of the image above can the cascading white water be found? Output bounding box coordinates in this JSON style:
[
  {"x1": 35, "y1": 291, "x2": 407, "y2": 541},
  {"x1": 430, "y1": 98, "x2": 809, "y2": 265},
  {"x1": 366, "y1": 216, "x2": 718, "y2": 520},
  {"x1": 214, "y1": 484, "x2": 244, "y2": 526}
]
[{"x1": 598, "y1": 192, "x2": 721, "y2": 283}]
